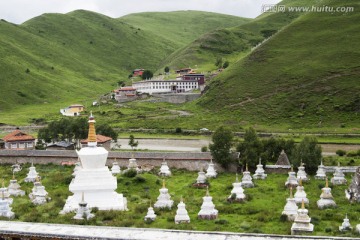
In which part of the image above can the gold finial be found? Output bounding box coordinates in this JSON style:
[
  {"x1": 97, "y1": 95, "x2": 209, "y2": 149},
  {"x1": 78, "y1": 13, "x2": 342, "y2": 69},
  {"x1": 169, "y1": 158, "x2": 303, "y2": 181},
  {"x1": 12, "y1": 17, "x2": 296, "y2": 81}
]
[
  {"x1": 180, "y1": 195, "x2": 183, "y2": 203},
  {"x1": 235, "y1": 173, "x2": 239, "y2": 183},
  {"x1": 81, "y1": 192, "x2": 85, "y2": 202},
  {"x1": 149, "y1": 200, "x2": 152, "y2": 207},
  {"x1": 301, "y1": 199, "x2": 305, "y2": 209},
  {"x1": 289, "y1": 186, "x2": 293, "y2": 198},
  {"x1": 162, "y1": 179, "x2": 166, "y2": 188},
  {"x1": 291, "y1": 165, "x2": 293, "y2": 172},
  {"x1": 299, "y1": 178, "x2": 303, "y2": 187},
  {"x1": 12, "y1": 172, "x2": 15, "y2": 180},
  {"x1": 325, "y1": 177, "x2": 329, "y2": 188},
  {"x1": 259, "y1": 157, "x2": 262, "y2": 164},
  {"x1": 1, "y1": 190, "x2": 4, "y2": 200},
  {"x1": 206, "y1": 186, "x2": 209, "y2": 196},
  {"x1": 35, "y1": 176, "x2": 41, "y2": 183},
  {"x1": 246, "y1": 163, "x2": 248, "y2": 172},
  {"x1": 87, "y1": 112, "x2": 97, "y2": 143},
  {"x1": 114, "y1": 158, "x2": 117, "y2": 162}
]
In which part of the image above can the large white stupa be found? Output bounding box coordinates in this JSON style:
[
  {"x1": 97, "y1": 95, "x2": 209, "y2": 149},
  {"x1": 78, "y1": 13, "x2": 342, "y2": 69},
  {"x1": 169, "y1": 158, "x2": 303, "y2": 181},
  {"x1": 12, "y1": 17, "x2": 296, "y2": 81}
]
[{"x1": 61, "y1": 113, "x2": 127, "y2": 213}]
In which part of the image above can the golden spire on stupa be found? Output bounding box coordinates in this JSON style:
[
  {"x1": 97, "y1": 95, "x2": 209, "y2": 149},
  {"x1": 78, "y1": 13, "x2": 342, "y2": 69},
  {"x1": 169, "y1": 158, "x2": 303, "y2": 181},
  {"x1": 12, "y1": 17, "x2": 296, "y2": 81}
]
[{"x1": 87, "y1": 112, "x2": 97, "y2": 144}]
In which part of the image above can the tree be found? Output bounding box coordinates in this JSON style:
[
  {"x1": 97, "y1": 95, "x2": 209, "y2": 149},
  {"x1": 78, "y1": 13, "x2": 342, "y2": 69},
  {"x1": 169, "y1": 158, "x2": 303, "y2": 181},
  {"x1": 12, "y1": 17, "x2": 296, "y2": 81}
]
[
  {"x1": 223, "y1": 61, "x2": 229, "y2": 69},
  {"x1": 215, "y1": 57, "x2": 223, "y2": 68},
  {"x1": 164, "y1": 66, "x2": 170, "y2": 73},
  {"x1": 141, "y1": 70, "x2": 153, "y2": 80},
  {"x1": 209, "y1": 126, "x2": 234, "y2": 169},
  {"x1": 128, "y1": 135, "x2": 139, "y2": 150},
  {"x1": 236, "y1": 127, "x2": 263, "y2": 170},
  {"x1": 97, "y1": 124, "x2": 118, "y2": 141},
  {"x1": 293, "y1": 136, "x2": 322, "y2": 174},
  {"x1": 117, "y1": 80, "x2": 126, "y2": 87},
  {"x1": 261, "y1": 137, "x2": 295, "y2": 164}
]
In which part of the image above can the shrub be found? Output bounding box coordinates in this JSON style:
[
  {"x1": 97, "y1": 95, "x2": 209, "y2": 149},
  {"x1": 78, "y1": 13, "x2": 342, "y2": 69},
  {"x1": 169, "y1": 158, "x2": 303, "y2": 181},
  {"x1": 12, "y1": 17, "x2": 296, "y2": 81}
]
[
  {"x1": 135, "y1": 204, "x2": 148, "y2": 214},
  {"x1": 201, "y1": 146, "x2": 208, "y2": 152},
  {"x1": 175, "y1": 127, "x2": 182, "y2": 133},
  {"x1": 325, "y1": 227, "x2": 332, "y2": 233},
  {"x1": 123, "y1": 169, "x2": 137, "y2": 178},
  {"x1": 336, "y1": 149, "x2": 346, "y2": 156},
  {"x1": 280, "y1": 214, "x2": 288, "y2": 222},
  {"x1": 346, "y1": 151, "x2": 358, "y2": 157},
  {"x1": 215, "y1": 219, "x2": 228, "y2": 225},
  {"x1": 133, "y1": 176, "x2": 146, "y2": 183}
]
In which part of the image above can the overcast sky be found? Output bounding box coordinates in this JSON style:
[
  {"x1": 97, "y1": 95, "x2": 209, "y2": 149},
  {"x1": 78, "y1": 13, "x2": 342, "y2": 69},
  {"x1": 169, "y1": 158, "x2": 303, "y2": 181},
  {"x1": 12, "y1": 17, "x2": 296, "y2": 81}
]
[{"x1": 0, "y1": 0, "x2": 281, "y2": 24}]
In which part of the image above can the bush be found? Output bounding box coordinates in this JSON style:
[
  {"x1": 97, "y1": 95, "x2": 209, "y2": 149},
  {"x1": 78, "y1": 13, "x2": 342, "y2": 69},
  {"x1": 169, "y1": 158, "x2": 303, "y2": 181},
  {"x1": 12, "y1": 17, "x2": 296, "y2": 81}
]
[
  {"x1": 336, "y1": 149, "x2": 346, "y2": 156},
  {"x1": 135, "y1": 204, "x2": 148, "y2": 214},
  {"x1": 325, "y1": 227, "x2": 332, "y2": 233},
  {"x1": 346, "y1": 151, "x2": 358, "y2": 157},
  {"x1": 175, "y1": 127, "x2": 182, "y2": 133},
  {"x1": 215, "y1": 219, "x2": 228, "y2": 225},
  {"x1": 280, "y1": 214, "x2": 288, "y2": 222},
  {"x1": 133, "y1": 176, "x2": 146, "y2": 183},
  {"x1": 201, "y1": 146, "x2": 208, "y2": 152},
  {"x1": 123, "y1": 169, "x2": 137, "y2": 178}
]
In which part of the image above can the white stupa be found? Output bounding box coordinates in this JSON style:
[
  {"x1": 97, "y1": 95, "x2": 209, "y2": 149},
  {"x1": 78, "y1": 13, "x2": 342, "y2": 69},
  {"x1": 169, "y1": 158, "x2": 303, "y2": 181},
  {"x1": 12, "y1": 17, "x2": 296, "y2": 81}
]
[
  {"x1": 0, "y1": 182, "x2": 13, "y2": 205},
  {"x1": 241, "y1": 164, "x2": 254, "y2": 188},
  {"x1": 61, "y1": 113, "x2": 128, "y2": 213},
  {"x1": 291, "y1": 200, "x2": 314, "y2": 235},
  {"x1": 72, "y1": 158, "x2": 82, "y2": 177},
  {"x1": 24, "y1": 161, "x2": 38, "y2": 182},
  {"x1": 159, "y1": 158, "x2": 171, "y2": 177},
  {"x1": 205, "y1": 159, "x2": 217, "y2": 178},
  {"x1": 126, "y1": 153, "x2": 141, "y2": 173},
  {"x1": 144, "y1": 202, "x2": 157, "y2": 222},
  {"x1": 154, "y1": 179, "x2": 173, "y2": 209},
  {"x1": 315, "y1": 160, "x2": 326, "y2": 180},
  {"x1": 282, "y1": 187, "x2": 298, "y2": 221},
  {"x1": 0, "y1": 192, "x2": 15, "y2": 219},
  {"x1": 356, "y1": 224, "x2": 360, "y2": 234},
  {"x1": 253, "y1": 158, "x2": 267, "y2": 180},
  {"x1": 339, "y1": 214, "x2": 352, "y2": 231},
  {"x1": 296, "y1": 161, "x2": 309, "y2": 182},
  {"x1": 29, "y1": 177, "x2": 50, "y2": 205},
  {"x1": 196, "y1": 168, "x2": 207, "y2": 184},
  {"x1": 331, "y1": 162, "x2": 347, "y2": 185},
  {"x1": 294, "y1": 179, "x2": 309, "y2": 205},
  {"x1": 111, "y1": 159, "x2": 121, "y2": 175},
  {"x1": 175, "y1": 197, "x2": 190, "y2": 224},
  {"x1": 8, "y1": 174, "x2": 25, "y2": 197},
  {"x1": 317, "y1": 178, "x2": 336, "y2": 209},
  {"x1": 228, "y1": 173, "x2": 246, "y2": 202},
  {"x1": 198, "y1": 187, "x2": 218, "y2": 220},
  {"x1": 73, "y1": 192, "x2": 94, "y2": 220},
  {"x1": 11, "y1": 162, "x2": 22, "y2": 173},
  {"x1": 285, "y1": 166, "x2": 298, "y2": 188}
]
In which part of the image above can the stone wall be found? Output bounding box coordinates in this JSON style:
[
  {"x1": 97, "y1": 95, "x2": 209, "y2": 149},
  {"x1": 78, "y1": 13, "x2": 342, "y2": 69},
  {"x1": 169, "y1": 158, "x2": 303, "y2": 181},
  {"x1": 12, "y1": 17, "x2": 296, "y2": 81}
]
[{"x1": 152, "y1": 93, "x2": 200, "y2": 104}]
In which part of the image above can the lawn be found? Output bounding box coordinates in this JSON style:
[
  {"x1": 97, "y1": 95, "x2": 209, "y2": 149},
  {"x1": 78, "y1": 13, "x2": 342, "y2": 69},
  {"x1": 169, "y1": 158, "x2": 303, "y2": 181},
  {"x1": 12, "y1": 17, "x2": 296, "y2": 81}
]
[{"x1": 1, "y1": 163, "x2": 359, "y2": 237}]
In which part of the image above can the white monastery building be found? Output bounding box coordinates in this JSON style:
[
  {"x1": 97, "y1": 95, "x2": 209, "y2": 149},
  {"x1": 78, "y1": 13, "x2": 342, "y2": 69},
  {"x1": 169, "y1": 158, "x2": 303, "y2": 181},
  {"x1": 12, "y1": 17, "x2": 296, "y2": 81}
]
[{"x1": 132, "y1": 80, "x2": 199, "y2": 95}]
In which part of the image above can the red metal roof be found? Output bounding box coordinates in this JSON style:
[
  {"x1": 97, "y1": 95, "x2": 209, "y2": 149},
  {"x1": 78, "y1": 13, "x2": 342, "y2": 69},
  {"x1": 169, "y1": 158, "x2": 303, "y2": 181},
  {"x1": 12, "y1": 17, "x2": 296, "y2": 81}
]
[
  {"x1": 81, "y1": 134, "x2": 112, "y2": 144},
  {"x1": 3, "y1": 130, "x2": 35, "y2": 142}
]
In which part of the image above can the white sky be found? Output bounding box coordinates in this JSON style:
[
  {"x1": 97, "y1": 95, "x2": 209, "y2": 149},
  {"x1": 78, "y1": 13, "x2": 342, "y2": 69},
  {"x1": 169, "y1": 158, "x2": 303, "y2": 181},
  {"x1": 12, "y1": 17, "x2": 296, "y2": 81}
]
[{"x1": 0, "y1": 0, "x2": 281, "y2": 24}]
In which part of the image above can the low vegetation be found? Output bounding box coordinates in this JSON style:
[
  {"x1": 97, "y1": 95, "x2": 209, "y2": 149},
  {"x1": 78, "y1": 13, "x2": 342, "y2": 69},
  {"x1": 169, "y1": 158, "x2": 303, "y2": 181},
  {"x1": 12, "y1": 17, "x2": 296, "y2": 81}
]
[{"x1": 1, "y1": 163, "x2": 359, "y2": 237}]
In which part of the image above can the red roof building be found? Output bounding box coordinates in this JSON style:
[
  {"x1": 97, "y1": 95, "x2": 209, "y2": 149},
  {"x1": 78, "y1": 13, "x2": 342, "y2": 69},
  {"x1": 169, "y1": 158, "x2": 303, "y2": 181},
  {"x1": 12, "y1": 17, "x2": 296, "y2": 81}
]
[
  {"x1": 3, "y1": 130, "x2": 35, "y2": 150},
  {"x1": 81, "y1": 134, "x2": 113, "y2": 150},
  {"x1": 133, "y1": 69, "x2": 145, "y2": 77},
  {"x1": 114, "y1": 87, "x2": 137, "y2": 102}
]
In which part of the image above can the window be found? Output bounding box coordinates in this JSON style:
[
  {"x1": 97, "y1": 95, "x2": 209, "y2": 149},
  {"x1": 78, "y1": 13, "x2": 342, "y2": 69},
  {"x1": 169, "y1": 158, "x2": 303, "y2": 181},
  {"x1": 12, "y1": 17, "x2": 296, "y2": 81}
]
[
  {"x1": 19, "y1": 143, "x2": 25, "y2": 148},
  {"x1": 27, "y1": 142, "x2": 33, "y2": 148},
  {"x1": 11, "y1": 143, "x2": 17, "y2": 149}
]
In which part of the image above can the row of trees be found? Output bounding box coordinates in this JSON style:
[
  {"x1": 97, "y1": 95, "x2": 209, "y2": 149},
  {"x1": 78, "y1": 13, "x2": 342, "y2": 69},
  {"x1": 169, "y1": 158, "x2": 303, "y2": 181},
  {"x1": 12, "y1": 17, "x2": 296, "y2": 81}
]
[
  {"x1": 38, "y1": 118, "x2": 118, "y2": 148},
  {"x1": 210, "y1": 127, "x2": 322, "y2": 174}
]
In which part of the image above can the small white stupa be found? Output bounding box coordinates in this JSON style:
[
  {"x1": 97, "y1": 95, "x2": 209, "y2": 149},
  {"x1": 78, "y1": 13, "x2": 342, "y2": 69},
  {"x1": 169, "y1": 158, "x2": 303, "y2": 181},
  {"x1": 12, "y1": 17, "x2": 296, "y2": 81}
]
[
  {"x1": 126, "y1": 153, "x2": 141, "y2": 173},
  {"x1": 154, "y1": 179, "x2": 173, "y2": 209},
  {"x1": 61, "y1": 113, "x2": 128, "y2": 213},
  {"x1": 331, "y1": 162, "x2": 347, "y2": 185},
  {"x1": 111, "y1": 159, "x2": 121, "y2": 175},
  {"x1": 315, "y1": 160, "x2": 326, "y2": 180},
  {"x1": 253, "y1": 158, "x2": 267, "y2": 180},
  {"x1": 175, "y1": 197, "x2": 190, "y2": 224},
  {"x1": 24, "y1": 161, "x2": 38, "y2": 182},
  {"x1": 144, "y1": 201, "x2": 157, "y2": 222},
  {"x1": 294, "y1": 179, "x2": 309, "y2": 205},
  {"x1": 296, "y1": 161, "x2": 309, "y2": 182},
  {"x1": 11, "y1": 161, "x2": 22, "y2": 173},
  {"x1": 317, "y1": 178, "x2": 336, "y2": 209},
  {"x1": 282, "y1": 187, "x2": 298, "y2": 221},
  {"x1": 72, "y1": 158, "x2": 82, "y2": 177},
  {"x1": 198, "y1": 187, "x2": 218, "y2": 220},
  {"x1": 159, "y1": 158, "x2": 171, "y2": 177},
  {"x1": 241, "y1": 164, "x2": 254, "y2": 188},
  {"x1": 196, "y1": 168, "x2": 207, "y2": 184},
  {"x1": 29, "y1": 177, "x2": 50, "y2": 205},
  {"x1": 228, "y1": 173, "x2": 246, "y2": 202},
  {"x1": 356, "y1": 224, "x2": 360, "y2": 234},
  {"x1": 285, "y1": 166, "x2": 298, "y2": 188},
  {"x1": 8, "y1": 173, "x2": 25, "y2": 197},
  {"x1": 0, "y1": 192, "x2": 15, "y2": 219},
  {"x1": 291, "y1": 200, "x2": 314, "y2": 235},
  {"x1": 205, "y1": 159, "x2": 217, "y2": 178},
  {"x1": 339, "y1": 214, "x2": 352, "y2": 231},
  {"x1": 73, "y1": 192, "x2": 94, "y2": 220},
  {"x1": 0, "y1": 181, "x2": 13, "y2": 204}
]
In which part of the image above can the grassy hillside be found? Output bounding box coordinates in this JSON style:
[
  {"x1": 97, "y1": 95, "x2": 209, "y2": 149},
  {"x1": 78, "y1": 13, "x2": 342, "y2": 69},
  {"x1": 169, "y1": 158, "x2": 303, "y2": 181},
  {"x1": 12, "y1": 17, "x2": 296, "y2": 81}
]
[
  {"x1": 198, "y1": 0, "x2": 360, "y2": 130},
  {"x1": 0, "y1": 10, "x2": 247, "y2": 119},
  {"x1": 120, "y1": 11, "x2": 250, "y2": 50}
]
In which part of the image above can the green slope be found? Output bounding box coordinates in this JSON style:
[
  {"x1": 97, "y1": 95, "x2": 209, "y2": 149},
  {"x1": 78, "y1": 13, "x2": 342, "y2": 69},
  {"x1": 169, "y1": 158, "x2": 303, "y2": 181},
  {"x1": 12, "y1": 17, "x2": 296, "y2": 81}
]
[
  {"x1": 120, "y1": 10, "x2": 250, "y2": 49},
  {"x1": 0, "y1": 10, "x2": 247, "y2": 118},
  {"x1": 198, "y1": 0, "x2": 360, "y2": 129}
]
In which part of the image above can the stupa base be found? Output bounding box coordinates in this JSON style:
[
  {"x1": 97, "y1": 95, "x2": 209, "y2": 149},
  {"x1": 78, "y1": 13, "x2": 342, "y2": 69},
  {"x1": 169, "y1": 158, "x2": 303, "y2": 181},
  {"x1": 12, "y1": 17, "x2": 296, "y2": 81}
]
[
  {"x1": 198, "y1": 214, "x2": 218, "y2": 220},
  {"x1": 253, "y1": 174, "x2": 267, "y2": 180},
  {"x1": 315, "y1": 175, "x2": 326, "y2": 180},
  {"x1": 331, "y1": 178, "x2": 347, "y2": 185},
  {"x1": 291, "y1": 224, "x2": 314, "y2": 235},
  {"x1": 317, "y1": 199, "x2": 336, "y2": 209},
  {"x1": 192, "y1": 182, "x2": 209, "y2": 188}
]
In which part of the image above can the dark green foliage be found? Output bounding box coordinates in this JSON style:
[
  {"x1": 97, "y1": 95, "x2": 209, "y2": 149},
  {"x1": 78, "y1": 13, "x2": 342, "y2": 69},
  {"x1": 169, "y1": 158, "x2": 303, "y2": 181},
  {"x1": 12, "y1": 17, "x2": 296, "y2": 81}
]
[
  {"x1": 175, "y1": 127, "x2": 182, "y2": 133},
  {"x1": 133, "y1": 175, "x2": 146, "y2": 183},
  {"x1": 222, "y1": 61, "x2": 229, "y2": 69},
  {"x1": 35, "y1": 139, "x2": 46, "y2": 150},
  {"x1": 261, "y1": 137, "x2": 295, "y2": 164},
  {"x1": 141, "y1": 70, "x2": 153, "y2": 80},
  {"x1": 164, "y1": 66, "x2": 170, "y2": 73},
  {"x1": 215, "y1": 56, "x2": 223, "y2": 68},
  {"x1": 128, "y1": 135, "x2": 139, "y2": 150},
  {"x1": 260, "y1": 29, "x2": 277, "y2": 38},
  {"x1": 336, "y1": 149, "x2": 346, "y2": 156},
  {"x1": 96, "y1": 124, "x2": 118, "y2": 141},
  {"x1": 280, "y1": 214, "x2": 288, "y2": 222},
  {"x1": 237, "y1": 127, "x2": 263, "y2": 169},
  {"x1": 215, "y1": 219, "x2": 228, "y2": 225},
  {"x1": 293, "y1": 136, "x2": 322, "y2": 174},
  {"x1": 123, "y1": 169, "x2": 137, "y2": 178},
  {"x1": 209, "y1": 126, "x2": 234, "y2": 169},
  {"x1": 201, "y1": 146, "x2": 208, "y2": 152}
]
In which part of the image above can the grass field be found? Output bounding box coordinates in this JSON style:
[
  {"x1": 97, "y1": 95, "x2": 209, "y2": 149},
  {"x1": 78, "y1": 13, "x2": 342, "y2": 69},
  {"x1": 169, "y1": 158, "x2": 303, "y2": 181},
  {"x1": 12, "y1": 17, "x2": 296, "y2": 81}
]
[{"x1": 1, "y1": 163, "x2": 359, "y2": 237}]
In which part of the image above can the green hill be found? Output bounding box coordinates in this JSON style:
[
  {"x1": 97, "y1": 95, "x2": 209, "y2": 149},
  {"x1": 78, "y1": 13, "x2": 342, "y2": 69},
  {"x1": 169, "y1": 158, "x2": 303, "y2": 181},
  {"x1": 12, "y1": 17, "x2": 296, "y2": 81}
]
[
  {"x1": 0, "y1": 10, "x2": 247, "y2": 118},
  {"x1": 198, "y1": 0, "x2": 360, "y2": 130}
]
